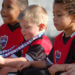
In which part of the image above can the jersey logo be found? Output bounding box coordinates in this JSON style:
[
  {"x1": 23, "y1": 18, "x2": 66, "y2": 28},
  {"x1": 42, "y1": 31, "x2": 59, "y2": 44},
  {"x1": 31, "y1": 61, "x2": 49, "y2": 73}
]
[
  {"x1": 55, "y1": 50, "x2": 61, "y2": 63},
  {"x1": 0, "y1": 35, "x2": 8, "y2": 50}
]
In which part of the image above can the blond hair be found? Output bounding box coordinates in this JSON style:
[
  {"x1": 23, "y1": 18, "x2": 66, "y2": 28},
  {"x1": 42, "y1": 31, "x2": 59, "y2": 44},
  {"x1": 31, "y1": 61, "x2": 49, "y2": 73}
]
[{"x1": 18, "y1": 5, "x2": 48, "y2": 28}]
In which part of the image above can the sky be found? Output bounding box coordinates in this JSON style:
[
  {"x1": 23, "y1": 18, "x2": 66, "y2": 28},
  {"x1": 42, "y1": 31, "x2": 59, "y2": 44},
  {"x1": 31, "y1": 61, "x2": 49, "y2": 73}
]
[{"x1": 0, "y1": 0, "x2": 60, "y2": 37}]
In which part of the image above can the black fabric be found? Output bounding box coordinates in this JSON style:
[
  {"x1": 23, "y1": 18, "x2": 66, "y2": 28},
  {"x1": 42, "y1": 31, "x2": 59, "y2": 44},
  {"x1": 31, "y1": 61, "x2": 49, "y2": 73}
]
[
  {"x1": 65, "y1": 38, "x2": 75, "y2": 63},
  {"x1": 8, "y1": 72, "x2": 18, "y2": 75},
  {"x1": 15, "y1": 50, "x2": 22, "y2": 57},
  {"x1": 72, "y1": 38, "x2": 75, "y2": 62},
  {"x1": 18, "y1": 67, "x2": 50, "y2": 75},
  {"x1": 27, "y1": 45, "x2": 46, "y2": 60},
  {"x1": 47, "y1": 47, "x2": 54, "y2": 62},
  {"x1": 8, "y1": 23, "x2": 20, "y2": 32},
  {"x1": 46, "y1": 58, "x2": 52, "y2": 68},
  {"x1": 63, "y1": 34, "x2": 70, "y2": 44}
]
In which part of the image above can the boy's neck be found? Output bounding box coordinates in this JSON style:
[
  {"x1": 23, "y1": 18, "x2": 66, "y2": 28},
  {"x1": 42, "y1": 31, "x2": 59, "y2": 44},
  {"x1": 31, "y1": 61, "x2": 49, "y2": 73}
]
[
  {"x1": 7, "y1": 20, "x2": 19, "y2": 26},
  {"x1": 64, "y1": 31, "x2": 74, "y2": 37},
  {"x1": 8, "y1": 23, "x2": 20, "y2": 32},
  {"x1": 8, "y1": 23, "x2": 18, "y2": 26}
]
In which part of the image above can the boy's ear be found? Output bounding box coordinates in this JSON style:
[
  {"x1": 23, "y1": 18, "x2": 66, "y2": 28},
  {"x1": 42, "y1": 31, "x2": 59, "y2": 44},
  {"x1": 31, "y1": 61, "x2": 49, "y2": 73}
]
[
  {"x1": 72, "y1": 15, "x2": 75, "y2": 23},
  {"x1": 39, "y1": 24, "x2": 46, "y2": 31}
]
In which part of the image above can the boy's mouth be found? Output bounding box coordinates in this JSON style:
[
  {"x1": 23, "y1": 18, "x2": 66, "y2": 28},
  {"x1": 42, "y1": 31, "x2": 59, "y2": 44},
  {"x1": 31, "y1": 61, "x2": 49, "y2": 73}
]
[
  {"x1": 2, "y1": 15, "x2": 7, "y2": 18},
  {"x1": 54, "y1": 23, "x2": 58, "y2": 26},
  {"x1": 23, "y1": 34, "x2": 26, "y2": 36},
  {"x1": 2, "y1": 16, "x2": 7, "y2": 19}
]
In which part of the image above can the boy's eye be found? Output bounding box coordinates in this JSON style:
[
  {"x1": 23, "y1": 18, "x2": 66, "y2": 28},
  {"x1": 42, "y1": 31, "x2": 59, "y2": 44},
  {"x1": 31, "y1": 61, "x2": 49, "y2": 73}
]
[
  {"x1": 25, "y1": 27, "x2": 30, "y2": 29},
  {"x1": 7, "y1": 5, "x2": 11, "y2": 8},
  {"x1": 57, "y1": 14, "x2": 62, "y2": 17},
  {"x1": 53, "y1": 14, "x2": 63, "y2": 17}
]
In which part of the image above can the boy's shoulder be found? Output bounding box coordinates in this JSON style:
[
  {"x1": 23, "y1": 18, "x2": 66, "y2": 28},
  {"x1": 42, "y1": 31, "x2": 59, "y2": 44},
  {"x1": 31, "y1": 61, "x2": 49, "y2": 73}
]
[
  {"x1": 0, "y1": 24, "x2": 8, "y2": 33},
  {"x1": 0, "y1": 24, "x2": 8, "y2": 29},
  {"x1": 31, "y1": 35, "x2": 52, "y2": 46},
  {"x1": 31, "y1": 35, "x2": 52, "y2": 54}
]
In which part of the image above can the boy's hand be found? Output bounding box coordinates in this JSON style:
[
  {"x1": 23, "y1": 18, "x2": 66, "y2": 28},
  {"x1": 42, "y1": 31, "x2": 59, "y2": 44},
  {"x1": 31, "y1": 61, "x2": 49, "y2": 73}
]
[
  {"x1": 48, "y1": 64, "x2": 65, "y2": 75},
  {"x1": 0, "y1": 55, "x2": 5, "y2": 66},
  {"x1": 65, "y1": 64, "x2": 75, "y2": 75},
  {"x1": 18, "y1": 61, "x2": 31, "y2": 71},
  {"x1": 14, "y1": 57, "x2": 31, "y2": 70}
]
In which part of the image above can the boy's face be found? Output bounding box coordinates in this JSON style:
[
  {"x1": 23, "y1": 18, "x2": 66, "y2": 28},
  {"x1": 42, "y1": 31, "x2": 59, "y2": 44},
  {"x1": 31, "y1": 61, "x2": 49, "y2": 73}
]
[
  {"x1": 53, "y1": 3, "x2": 73, "y2": 31},
  {"x1": 20, "y1": 19, "x2": 40, "y2": 40},
  {"x1": 1, "y1": 0, "x2": 21, "y2": 24}
]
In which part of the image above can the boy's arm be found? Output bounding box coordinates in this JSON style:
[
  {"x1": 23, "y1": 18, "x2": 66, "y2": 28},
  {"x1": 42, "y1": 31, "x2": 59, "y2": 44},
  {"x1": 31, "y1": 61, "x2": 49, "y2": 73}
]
[
  {"x1": 66, "y1": 64, "x2": 75, "y2": 74},
  {"x1": 30, "y1": 60, "x2": 46, "y2": 68},
  {"x1": 0, "y1": 57, "x2": 27, "y2": 68},
  {"x1": 26, "y1": 45, "x2": 47, "y2": 61},
  {"x1": 0, "y1": 56, "x2": 5, "y2": 67},
  {"x1": 48, "y1": 64, "x2": 69, "y2": 75},
  {"x1": 19, "y1": 60, "x2": 47, "y2": 70}
]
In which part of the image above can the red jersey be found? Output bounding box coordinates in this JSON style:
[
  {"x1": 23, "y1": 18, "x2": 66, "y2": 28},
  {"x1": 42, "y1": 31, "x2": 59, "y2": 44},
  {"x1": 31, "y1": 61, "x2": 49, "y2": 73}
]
[
  {"x1": 0, "y1": 23, "x2": 24, "y2": 57},
  {"x1": 23, "y1": 35, "x2": 52, "y2": 61},
  {"x1": 47, "y1": 32, "x2": 75, "y2": 64}
]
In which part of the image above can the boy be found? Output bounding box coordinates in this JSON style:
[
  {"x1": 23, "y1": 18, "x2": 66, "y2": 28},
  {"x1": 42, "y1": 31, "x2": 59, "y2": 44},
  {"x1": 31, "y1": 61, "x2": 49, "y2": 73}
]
[
  {"x1": 0, "y1": 0, "x2": 28, "y2": 75},
  {"x1": 0, "y1": 5, "x2": 52, "y2": 75},
  {"x1": 18, "y1": 5, "x2": 52, "y2": 60}
]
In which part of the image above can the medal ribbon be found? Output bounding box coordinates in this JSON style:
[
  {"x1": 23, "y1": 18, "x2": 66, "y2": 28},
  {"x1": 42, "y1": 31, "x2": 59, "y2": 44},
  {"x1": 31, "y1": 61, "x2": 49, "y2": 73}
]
[{"x1": 0, "y1": 32, "x2": 44, "y2": 58}]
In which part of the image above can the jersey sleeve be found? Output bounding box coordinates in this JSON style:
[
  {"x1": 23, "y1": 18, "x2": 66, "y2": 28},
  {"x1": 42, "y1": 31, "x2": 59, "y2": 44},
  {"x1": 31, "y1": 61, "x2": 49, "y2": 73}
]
[
  {"x1": 46, "y1": 47, "x2": 53, "y2": 64},
  {"x1": 25, "y1": 45, "x2": 46, "y2": 61}
]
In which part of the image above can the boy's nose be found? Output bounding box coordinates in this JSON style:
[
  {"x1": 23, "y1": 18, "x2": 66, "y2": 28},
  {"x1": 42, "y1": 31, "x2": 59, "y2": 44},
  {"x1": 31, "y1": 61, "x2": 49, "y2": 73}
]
[{"x1": 53, "y1": 17, "x2": 57, "y2": 22}]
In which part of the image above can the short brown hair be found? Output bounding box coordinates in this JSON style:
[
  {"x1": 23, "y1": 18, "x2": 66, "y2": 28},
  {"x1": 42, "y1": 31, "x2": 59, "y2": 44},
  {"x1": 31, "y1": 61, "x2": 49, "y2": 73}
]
[{"x1": 54, "y1": 0, "x2": 75, "y2": 15}]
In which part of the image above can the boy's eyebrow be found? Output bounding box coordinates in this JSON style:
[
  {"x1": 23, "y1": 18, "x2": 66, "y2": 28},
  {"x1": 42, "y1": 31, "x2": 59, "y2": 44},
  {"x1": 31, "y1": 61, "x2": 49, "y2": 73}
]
[{"x1": 53, "y1": 9, "x2": 66, "y2": 14}]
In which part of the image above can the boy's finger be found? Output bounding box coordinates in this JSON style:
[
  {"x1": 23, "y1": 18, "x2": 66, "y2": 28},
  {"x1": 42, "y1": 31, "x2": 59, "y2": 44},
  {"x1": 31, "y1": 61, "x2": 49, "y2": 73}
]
[
  {"x1": 67, "y1": 68, "x2": 75, "y2": 75},
  {"x1": 20, "y1": 65, "x2": 25, "y2": 70}
]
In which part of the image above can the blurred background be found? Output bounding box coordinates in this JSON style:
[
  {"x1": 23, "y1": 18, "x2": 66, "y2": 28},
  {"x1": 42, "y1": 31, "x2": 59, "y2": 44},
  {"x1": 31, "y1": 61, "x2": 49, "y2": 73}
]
[{"x1": 0, "y1": 0, "x2": 61, "y2": 44}]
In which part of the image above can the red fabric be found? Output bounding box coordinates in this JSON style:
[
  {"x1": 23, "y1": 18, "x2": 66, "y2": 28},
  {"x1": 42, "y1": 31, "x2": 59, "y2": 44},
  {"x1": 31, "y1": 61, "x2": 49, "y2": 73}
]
[
  {"x1": 23, "y1": 35, "x2": 52, "y2": 57},
  {"x1": 53, "y1": 32, "x2": 75, "y2": 64},
  {"x1": 0, "y1": 24, "x2": 24, "y2": 57}
]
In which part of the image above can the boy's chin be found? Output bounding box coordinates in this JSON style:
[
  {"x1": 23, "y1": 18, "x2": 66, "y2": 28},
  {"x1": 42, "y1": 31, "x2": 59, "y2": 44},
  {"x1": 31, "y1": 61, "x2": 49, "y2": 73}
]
[
  {"x1": 3, "y1": 20, "x2": 9, "y2": 24},
  {"x1": 24, "y1": 37, "x2": 32, "y2": 41},
  {"x1": 56, "y1": 28, "x2": 63, "y2": 31},
  {"x1": 3, "y1": 19, "x2": 10, "y2": 24}
]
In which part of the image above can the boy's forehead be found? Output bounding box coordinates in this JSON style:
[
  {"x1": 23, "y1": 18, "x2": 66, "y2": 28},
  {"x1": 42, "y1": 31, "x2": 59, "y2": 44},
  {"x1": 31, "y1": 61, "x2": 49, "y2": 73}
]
[
  {"x1": 53, "y1": 4, "x2": 65, "y2": 12},
  {"x1": 3, "y1": 0, "x2": 18, "y2": 5}
]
